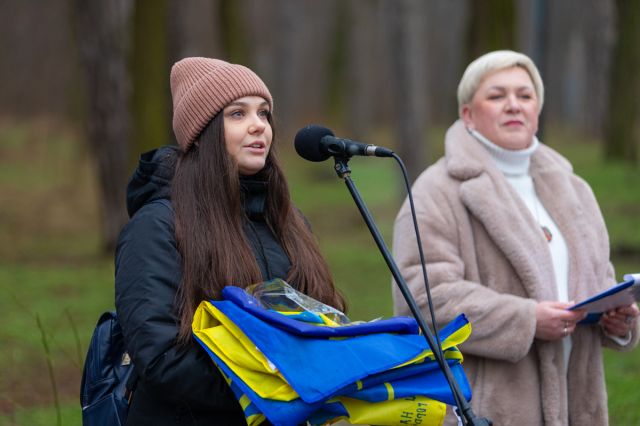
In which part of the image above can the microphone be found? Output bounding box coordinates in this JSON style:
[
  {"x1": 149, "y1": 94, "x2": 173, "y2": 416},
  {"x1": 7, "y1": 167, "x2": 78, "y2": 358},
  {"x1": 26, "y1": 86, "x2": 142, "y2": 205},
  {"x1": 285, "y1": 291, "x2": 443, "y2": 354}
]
[{"x1": 294, "y1": 125, "x2": 394, "y2": 162}]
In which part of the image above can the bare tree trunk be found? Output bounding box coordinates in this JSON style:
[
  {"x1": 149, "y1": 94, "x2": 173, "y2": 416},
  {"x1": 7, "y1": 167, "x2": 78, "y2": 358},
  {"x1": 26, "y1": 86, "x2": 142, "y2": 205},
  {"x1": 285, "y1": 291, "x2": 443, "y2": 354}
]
[
  {"x1": 543, "y1": 0, "x2": 571, "y2": 129},
  {"x1": 0, "y1": 1, "x2": 79, "y2": 118},
  {"x1": 131, "y1": 0, "x2": 170, "y2": 157},
  {"x1": 278, "y1": 0, "x2": 338, "y2": 134},
  {"x1": 547, "y1": 0, "x2": 614, "y2": 135},
  {"x1": 168, "y1": 0, "x2": 221, "y2": 62},
  {"x1": 268, "y1": 0, "x2": 301, "y2": 136},
  {"x1": 323, "y1": 1, "x2": 349, "y2": 127},
  {"x1": 425, "y1": 0, "x2": 469, "y2": 125},
  {"x1": 218, "y1": 0, "x2": 250, "y2": 64},
  {"x1": 243, "y1": 0, "x2": 279, "y2": 88},
  {"x1": 581, "y1": 0, "x2": 615, "y2": 138},
  {"x1": 605, "y1": 0, "x2": 640, "y2": 163},
  {"x1": 345, "y1": 0, "x2": 378, "y2": 141},
  {"x1": 542, "y1": 0, "x2": 614, "y2": 137},
  {"x1": 74, "y1": 0, "x2": 133, "y2": 253},
  {"x1": 381, "y1": 0, "x2": 429, "y2": 183},
  {"x1": 517, "y1": 0, "x2": 549, "y2": 139},
  {"x1": 466, "y1": 0, "x2": 516, "y2": 63}
]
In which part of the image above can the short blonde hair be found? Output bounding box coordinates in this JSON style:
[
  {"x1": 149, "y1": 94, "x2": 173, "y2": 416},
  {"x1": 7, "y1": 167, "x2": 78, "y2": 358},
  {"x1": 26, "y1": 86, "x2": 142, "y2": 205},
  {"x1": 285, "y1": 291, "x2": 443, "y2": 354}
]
[{"x1": 457, "y1": 50, "x2": 544, "y2": 115}]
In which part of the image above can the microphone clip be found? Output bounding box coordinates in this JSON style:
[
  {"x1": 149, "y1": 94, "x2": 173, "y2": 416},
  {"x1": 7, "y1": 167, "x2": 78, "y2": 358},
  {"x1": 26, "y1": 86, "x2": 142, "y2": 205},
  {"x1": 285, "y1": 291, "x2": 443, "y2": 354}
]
[{"x1": 332, "y1": 155, "x2": 352, "y2": 179}]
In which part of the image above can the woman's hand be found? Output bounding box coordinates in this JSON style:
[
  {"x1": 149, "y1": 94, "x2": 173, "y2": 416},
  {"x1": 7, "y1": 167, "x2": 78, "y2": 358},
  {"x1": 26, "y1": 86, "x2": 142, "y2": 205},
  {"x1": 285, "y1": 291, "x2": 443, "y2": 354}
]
[
  {"x1": 600, "y1": 303, "x2": 639, "y2": 337},
  {"x1": 535, "y1": 301, "x2": 587, "y2": 341}
]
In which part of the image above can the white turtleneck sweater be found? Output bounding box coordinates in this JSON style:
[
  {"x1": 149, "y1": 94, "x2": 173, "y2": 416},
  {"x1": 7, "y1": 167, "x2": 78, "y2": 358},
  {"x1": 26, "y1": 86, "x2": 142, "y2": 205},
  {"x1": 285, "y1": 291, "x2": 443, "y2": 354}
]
[{"x1": 469, "y1": 129, "x2": 572, "y2": 370}]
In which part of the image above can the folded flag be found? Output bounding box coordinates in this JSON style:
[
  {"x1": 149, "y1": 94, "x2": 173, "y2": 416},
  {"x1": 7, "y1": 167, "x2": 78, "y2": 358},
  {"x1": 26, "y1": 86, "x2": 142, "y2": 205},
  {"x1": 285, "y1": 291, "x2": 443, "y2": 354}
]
[{"x1": 192, "y1": 279, "x2": 472, "y2": 426}]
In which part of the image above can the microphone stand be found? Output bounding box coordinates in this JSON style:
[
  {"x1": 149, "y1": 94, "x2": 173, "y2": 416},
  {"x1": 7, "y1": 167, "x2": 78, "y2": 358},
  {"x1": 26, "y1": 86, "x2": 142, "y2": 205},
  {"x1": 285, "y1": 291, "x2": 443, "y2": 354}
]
[{"x1": 332, "y1": 156, "x2": 491, "y2": 426}]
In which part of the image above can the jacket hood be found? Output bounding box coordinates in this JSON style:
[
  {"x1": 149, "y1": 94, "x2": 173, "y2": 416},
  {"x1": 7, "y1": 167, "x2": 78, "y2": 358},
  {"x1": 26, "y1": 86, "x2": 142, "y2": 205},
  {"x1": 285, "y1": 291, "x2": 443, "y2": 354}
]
[{"x1": 126, "y1": 145, "x2": 179, "y2": 217}]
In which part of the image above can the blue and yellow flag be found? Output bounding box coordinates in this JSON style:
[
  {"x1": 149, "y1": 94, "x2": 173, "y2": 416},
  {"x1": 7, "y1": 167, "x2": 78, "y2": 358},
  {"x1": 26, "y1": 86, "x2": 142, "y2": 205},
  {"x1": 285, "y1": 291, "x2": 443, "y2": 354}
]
[{"x1": 192, "y1": 281, "x2": 472, "y2": 426}]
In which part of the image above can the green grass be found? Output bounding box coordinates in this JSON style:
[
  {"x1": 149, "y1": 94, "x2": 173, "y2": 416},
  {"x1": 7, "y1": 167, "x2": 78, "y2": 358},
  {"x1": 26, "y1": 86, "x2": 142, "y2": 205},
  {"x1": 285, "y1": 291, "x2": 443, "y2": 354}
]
[
  {"x1": 604, "y1": 349, "x2": 640, "y2": 425},
  {"x1": 0, "y1": 403, "x2": 80, "y2": 426},
  {"x1": 1, "y1": 120, "x2": 639, "y2": 424},
  {"x1": 0, "y1": 119, "x2": 111, "y2": 425}
]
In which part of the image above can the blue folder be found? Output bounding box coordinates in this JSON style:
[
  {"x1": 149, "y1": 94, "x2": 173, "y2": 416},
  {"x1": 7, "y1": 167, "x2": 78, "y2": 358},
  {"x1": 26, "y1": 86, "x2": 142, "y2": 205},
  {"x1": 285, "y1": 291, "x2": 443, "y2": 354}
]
[{"x1": 570, "y1": 273, "x2": 640, "y2": 323}]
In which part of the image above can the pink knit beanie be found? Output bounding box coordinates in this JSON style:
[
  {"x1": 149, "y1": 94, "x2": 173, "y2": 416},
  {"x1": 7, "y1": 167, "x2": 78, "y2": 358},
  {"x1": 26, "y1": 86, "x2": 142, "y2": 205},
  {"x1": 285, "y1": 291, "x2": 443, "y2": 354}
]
[{"x1": 170, "y1": 57, "x2": 273, "y2": 151}]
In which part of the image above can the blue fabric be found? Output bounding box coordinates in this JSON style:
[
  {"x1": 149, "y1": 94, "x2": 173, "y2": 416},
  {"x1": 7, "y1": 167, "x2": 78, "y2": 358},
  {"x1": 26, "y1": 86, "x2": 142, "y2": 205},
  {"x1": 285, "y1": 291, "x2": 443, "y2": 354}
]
[
  {"x1": 193, "y1": 287, "x2": 473, "y2": 425},
  {"x1": 345, "y1": 360, "x2": 471, "y2": 405},
  {"x1": 436, "y1": 313, "x2": 469, "y2": 341},
  {"x1": 307, "y1": 401, "x2": 349, "y2": 426},
  {"x1": 201, "y1": 344, "x2": 322, "y2": 425},
  {"x1": 205, "y1": 345, "x2": 470, "y2": 426},
  {"x1": 212, "y1": 300, "x2": 428, "y2": 403},
  {"x1": 222, "y1": 286, "x2": 419, "y2": 336}
]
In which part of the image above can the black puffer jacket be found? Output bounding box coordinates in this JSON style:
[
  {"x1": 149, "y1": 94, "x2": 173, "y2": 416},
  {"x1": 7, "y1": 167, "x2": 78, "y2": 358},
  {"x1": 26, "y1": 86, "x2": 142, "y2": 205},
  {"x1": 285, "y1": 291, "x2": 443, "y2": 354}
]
[{"x1": 115, "y1": 146, "x2": 291, "y2": 425}]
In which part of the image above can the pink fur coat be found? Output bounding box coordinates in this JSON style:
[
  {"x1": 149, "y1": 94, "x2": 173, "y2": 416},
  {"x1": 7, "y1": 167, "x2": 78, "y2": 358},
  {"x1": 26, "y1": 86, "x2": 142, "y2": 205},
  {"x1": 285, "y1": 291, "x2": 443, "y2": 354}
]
[{"x1": 393, "y1": 120, "x2": 639, "y2": 425}]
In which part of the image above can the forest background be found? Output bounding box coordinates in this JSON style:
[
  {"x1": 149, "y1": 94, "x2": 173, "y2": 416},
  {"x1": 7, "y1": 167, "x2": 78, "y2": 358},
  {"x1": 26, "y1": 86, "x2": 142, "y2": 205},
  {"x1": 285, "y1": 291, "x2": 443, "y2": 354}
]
[{"x1": 1, "y1": 0, "x2": 639, "y2": 424}]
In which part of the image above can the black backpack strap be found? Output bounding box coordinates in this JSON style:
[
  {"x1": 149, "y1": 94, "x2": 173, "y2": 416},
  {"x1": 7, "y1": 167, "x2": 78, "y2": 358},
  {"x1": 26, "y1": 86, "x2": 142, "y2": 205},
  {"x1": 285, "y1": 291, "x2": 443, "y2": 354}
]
[{"x1": 124, "y1": 366, "x2": 138, "y2": 404}]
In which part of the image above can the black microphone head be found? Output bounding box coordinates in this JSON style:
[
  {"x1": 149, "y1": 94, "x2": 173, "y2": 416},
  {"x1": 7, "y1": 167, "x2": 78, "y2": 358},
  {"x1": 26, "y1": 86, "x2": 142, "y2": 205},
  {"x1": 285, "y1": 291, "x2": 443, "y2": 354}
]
[{"x1": 294, "y1": 125, "x2": 334, "y2": 162}]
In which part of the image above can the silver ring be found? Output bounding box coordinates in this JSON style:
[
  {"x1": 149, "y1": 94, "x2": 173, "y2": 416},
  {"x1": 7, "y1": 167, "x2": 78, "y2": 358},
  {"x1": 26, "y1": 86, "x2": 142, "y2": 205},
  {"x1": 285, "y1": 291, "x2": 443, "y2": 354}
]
[{"x1": 563, "y1": 326, "x2": 568, "y2": 337}]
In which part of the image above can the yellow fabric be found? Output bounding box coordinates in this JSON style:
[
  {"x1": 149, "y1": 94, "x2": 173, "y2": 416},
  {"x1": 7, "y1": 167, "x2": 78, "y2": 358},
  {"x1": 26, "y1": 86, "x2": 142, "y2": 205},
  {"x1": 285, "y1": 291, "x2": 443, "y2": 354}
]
[
  {"x1": 193, "y1": 302, "x2": 298, "y2": 401},
  {"x1": 384, "y1": 382, "x2": 394, "y2": 400},
  {"x1": 393, "y1": 321, "x2": 471, "y2": 369},
  {"x1": 239, "y1": 394, "x2": 252, "y2": 410},
  {"x1": 245, "y1": 412, "x2": 266, "y2": 426},
  {"x1": 193, "y1": 300, "x2": 468, "y2": 426},
  {"x1": 332, "y1": 396, "x2": 446, "y2": 426},
  {"x1": 318, "y1": 313, "x2": 341, "y2": 327}
]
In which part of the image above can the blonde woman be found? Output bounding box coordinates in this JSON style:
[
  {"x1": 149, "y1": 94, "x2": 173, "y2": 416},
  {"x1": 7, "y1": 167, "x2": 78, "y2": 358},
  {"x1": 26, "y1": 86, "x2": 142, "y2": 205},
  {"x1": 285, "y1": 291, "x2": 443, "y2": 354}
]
[{"x1": 393, "y1": 50, "x2": 639, "y2": 425}]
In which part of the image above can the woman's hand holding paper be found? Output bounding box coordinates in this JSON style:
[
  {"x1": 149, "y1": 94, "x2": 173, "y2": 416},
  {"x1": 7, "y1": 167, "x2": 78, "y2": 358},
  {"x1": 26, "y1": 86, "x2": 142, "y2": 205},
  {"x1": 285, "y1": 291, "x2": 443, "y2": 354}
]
[{"x1": 601, "y1": 303, "x2": 640, "y2": 337}]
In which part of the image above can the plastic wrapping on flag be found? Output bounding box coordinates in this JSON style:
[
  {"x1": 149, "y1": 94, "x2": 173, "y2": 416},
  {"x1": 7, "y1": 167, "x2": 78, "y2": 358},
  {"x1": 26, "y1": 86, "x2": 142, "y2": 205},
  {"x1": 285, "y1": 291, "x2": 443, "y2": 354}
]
[{"x1": 192, "y1": 279, "x2": 472, "y2": 426}]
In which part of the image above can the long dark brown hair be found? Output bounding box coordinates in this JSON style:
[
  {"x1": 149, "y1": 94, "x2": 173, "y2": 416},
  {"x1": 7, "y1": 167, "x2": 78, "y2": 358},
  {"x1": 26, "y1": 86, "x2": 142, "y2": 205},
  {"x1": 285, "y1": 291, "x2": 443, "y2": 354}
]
[{"x1": 172, "y1": 112, "x2": 345, "y2": 342}]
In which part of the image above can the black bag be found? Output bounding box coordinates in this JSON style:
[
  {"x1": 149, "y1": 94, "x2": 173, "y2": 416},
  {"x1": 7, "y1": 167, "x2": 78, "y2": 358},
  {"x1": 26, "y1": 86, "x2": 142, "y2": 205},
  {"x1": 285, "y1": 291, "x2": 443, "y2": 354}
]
[{"x1": 80, "y1": 311, "x2": 137, "y2": 426}]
